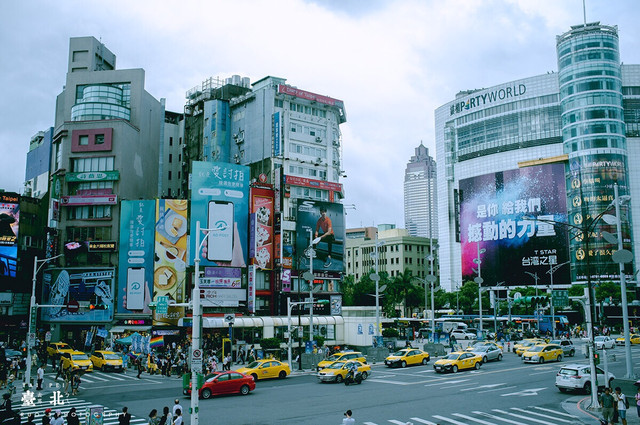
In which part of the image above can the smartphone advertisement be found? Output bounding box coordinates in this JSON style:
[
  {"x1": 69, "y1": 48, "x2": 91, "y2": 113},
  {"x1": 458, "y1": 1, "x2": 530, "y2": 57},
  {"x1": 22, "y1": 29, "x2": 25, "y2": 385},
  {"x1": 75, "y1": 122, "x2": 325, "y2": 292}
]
[
  {"x1": 117, "y1": 200, "x2": 155, "y2": 315},
  {"x1": 190, "y1": 161, "x2": 250, "y2": 268}
]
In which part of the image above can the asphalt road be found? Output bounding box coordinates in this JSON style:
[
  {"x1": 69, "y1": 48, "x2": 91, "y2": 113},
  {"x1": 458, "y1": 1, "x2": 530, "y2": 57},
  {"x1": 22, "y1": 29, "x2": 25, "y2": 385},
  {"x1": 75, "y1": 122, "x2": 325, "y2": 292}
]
[{"x1": 21, "y1": 342, "x2": 640, "y2": 425}]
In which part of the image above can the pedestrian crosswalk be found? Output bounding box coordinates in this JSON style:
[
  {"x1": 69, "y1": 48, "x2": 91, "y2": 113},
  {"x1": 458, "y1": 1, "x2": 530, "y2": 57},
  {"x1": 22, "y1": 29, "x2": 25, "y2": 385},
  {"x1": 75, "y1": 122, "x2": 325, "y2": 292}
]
[
  {"x1": 361, "y1": 406, "x2": 578, "y2": 425},
  {"x1": 44, "y1": 369, "x2": 172, "y2": 388},
  {"x1": 12, "y1": 395, "x2": 146, "y2": 425}
]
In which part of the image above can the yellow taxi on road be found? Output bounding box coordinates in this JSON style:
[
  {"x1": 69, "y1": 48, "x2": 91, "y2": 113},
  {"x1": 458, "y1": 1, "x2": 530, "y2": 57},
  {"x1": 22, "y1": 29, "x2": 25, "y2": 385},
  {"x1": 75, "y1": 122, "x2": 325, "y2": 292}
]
[
  {"x1": 317, "y1": 351, "x2": 366, "y2": 369},
  {"x1": 236, "y1": 359, "x2": 291, "y2": 380},
  {"x1": 433, "y1": 351, "x2": 482, "y2": 373},
  {"x1": 47, "y1": 342, "x2": 74, "y2": 359},
  {"x1": 384, "y1": 348, "x2": 430, "y2": 368},
  {"x1": 615, "y1": 334, "x2": 640, "y2": 346},
  {"x1": 514, "y1": 339, "x2": 546, "y2": 356},
  {"x1": 522, "y1": 343, "x2": 563, "y2": 364},
  {"x1": 90, "y1": 351, "x2": 124, "y2": 372},
  {"x1": 317, "y1": 360, "x2": 371, "y2": 383},
  {"x1": 61, "y1": 351, "x2": 93, "y2": 372}
]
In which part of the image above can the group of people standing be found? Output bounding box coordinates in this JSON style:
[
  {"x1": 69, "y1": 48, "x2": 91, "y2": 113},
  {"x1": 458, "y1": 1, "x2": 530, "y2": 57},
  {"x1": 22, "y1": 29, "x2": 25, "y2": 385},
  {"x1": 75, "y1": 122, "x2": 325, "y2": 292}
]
[
  {"x1": 599, "y1": 386, "x2": 640, "y2": 425},
  {"x1": 147, "y1": 399, "x2": 183, "y2": 425}
]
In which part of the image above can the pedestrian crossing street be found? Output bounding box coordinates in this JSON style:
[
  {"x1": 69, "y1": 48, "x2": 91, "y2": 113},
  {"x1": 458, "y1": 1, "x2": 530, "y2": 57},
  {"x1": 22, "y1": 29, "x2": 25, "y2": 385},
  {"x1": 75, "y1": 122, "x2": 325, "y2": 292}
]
[
  {"x1": 14, "y1": 396, "x2": 146, "y2": 425},
  {"x1": 362, "y1": 406, "x2": 579, "y2": 425}
]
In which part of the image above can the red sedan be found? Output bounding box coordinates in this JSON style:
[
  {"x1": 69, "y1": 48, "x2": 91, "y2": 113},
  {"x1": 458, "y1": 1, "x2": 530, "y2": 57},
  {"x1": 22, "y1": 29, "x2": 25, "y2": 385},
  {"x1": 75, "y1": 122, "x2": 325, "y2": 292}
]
[{"x1": 187, "y1": 371, "x2": 256, "y2": 399}]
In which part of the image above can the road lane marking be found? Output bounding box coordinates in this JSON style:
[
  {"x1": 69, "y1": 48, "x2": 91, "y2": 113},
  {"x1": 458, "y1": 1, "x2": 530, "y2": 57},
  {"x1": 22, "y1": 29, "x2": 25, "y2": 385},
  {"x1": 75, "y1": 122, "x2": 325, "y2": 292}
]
[
  {"x1": 501, "y1": 387, "x2": 546, "y2": 397},
  {"x1": 367, "y1": 379, "x2": 412, "y2": 385},
  {"x1": 460, "y1": 383, "x2": 505, "y2": 391},
  {"x1": 473, "y1": 412, "x2": 529, "y2": 425},
  {"x1": 363, "y1": 422, "x2": 378, "y2": 425},
  {"x1": 478, "y1": 385, "x2": 517, "y2": 393},
  {"x1": 527, "y1": 370, "x2": 558, "y2": 376},
  {"x1": 451, "y1": 413, "x2": 498, "y2": 425},
  {"x1": 409, "y1": 418, "x2": 438, "y2": 424},
  {"x1": 531, "y1": 407, "x2": 577, "y2": 418},
  {"x1": 433, "y1": 415, "x2": 470, "y2": 424},
  {"x1": 492, "y1": 409, "x2": 563, "y2": 425},
  {"x1": 388, "y1": 420, "x2": 409, "y2": 424},
  {"x1": 509, "y1": 408, "x2": 572, "y2": 423},
  {"x1": 424, "y1": 379, "x2": 470, "y2": 387},
  {"x1": 440, "y1": 382, "x2": 479, "y2": 390}
]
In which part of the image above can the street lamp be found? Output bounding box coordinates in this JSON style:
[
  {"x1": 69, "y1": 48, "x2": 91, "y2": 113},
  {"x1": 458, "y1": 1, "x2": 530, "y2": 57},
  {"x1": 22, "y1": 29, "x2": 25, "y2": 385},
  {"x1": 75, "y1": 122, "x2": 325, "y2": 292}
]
[
  {"x1": 547, "y1": 260, "x2": 570, "y2": 339},
  {"x1": 369, "y1": 235, "x2": 385, "y2": 341},
  {"x1": 472, "y1": 244, "x2": 486, "y2": 336},
  {"x1": 25, "y1": 254, "x2": 64, "y2": 389},
  {"x1": 524, "y1": 271, "x2": 541, "y2": 330},
  {"x1": 304, "y1": 230, "x2": 322, "y2": 347},
  {"x1": 492, "y1": 282, "x2": 505, "y2": 335},
  {"x1": 601, "y1": 183, "x2": 634, "y2": 379},
  {"x1": 449, "y1": 278, "x2": 461, "y2": 314}
]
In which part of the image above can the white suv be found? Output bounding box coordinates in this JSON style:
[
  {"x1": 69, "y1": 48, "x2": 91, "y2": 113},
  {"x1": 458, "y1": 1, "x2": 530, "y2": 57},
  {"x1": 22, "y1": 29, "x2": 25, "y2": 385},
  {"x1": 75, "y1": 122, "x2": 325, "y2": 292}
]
[
  {"x1": 555, "y1": 363, "x2": 615, "y2": 394},
  {"x1": 451, "y1": 329, "x2": 477, "y2": 340}
]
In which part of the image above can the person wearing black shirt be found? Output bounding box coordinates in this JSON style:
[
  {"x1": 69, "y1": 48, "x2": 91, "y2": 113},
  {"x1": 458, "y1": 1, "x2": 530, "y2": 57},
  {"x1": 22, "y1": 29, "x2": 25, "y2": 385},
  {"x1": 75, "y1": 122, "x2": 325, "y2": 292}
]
[{"x1": 118, "y1": 407, "x2": 131, "y2": 425}]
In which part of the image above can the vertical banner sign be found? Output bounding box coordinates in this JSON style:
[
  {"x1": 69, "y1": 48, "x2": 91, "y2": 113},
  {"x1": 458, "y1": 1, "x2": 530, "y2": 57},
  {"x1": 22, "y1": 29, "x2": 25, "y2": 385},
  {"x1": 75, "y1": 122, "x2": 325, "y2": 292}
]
[
  {"x1": 247, "y1": 265, "x2": 256, "y2": 313},
  {"x1": 281, "y1": 269, "x2": 291, "y2": 293},
  {"x1": 274, "y1": 166, "x2": 282, "y2": 213},
  {"x1": 296, "y1": 201, "x2": 345, "y2": 273},
  {"x1": 118, "y1": 200, "x2": 155, "y2": 314},
  {"x1": 272, "y1": 112, "x2": 281, "y2": 157},
  {"x1": 250, "y1": 186, "x2": 275, "y2": 270},
  {"x1": 189, "y1": 161, "x2": 250, "y2": 268},
  {"x1": 153, "y1": 200, "x2": 188, "y2": 326},
  {"x1": 0, "y1": 193, "x2": 19, "y2": 279}
]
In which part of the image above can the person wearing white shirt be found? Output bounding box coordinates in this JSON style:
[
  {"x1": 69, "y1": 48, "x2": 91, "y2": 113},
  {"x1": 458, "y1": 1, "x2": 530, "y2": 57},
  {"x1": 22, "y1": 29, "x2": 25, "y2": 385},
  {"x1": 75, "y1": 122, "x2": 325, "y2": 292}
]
[
  {"x1": 615, "y1": 387, "x2": 628, "y2": 425},
  {"x1": 172, "y1": 399, "x2": 182, "y2": 419},
  {"x1": 37, "y1": 365, "x2": 45, "y2": 390}
]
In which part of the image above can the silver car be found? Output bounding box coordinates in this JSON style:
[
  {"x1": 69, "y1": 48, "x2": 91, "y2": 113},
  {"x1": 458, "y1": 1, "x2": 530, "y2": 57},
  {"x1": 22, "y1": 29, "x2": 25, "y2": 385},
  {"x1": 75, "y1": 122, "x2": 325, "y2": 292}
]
[{"x1": 468, "y1": 344, "x2": 503, "y2": 363}]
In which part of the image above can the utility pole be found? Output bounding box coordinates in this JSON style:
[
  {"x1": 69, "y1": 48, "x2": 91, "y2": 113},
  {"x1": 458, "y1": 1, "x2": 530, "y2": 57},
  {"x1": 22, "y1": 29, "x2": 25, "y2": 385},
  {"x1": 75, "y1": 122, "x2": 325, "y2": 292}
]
[{"x1": 473, "y1": 243, "x2": 486, "y2": 336}]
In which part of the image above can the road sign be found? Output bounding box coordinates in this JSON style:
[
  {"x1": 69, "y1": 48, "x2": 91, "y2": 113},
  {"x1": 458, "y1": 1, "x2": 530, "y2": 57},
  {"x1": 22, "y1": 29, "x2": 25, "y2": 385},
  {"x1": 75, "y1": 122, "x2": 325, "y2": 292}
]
[
  {"x1": 29, "y1": 305, "x2": 37, "y2": 330},
  {"x1": 67, "y1": 300, "x2": 79, "y2": 313},
  {"x1": 552, "y1": 290, "x2": 569, "y2": 307},
  {"x1": 28, "y1": 332, "x2": 36, "y2": 347},
  {"x1": 224, "y1": 314, "x2": 235, "y2": 324},
  {"x1": 156, "y1": 296, "x2": 169, "y2": 315},
  {"x1": 191, "y1": 348, "x2": 203, "y2": 373},
  {"x1": 513, "y1": 292, "x2": 522, "y2": 300}
]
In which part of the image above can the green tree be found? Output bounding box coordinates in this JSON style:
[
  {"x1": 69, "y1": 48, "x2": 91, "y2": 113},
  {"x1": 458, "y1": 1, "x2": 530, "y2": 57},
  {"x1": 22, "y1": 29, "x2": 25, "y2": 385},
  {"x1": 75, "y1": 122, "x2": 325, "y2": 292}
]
[
  {"x1": 595, "y1": 281, "x2": 621, "y2": 305},
  {"x1": 386, "y1": 269, "x2": 417, "y2": 317}
]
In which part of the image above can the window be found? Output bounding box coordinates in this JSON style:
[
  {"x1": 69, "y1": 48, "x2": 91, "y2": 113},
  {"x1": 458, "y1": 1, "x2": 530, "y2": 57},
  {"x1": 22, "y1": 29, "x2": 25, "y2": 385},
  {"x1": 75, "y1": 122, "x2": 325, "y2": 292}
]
[
  {"x1": 68, "y1": 205, "x2": 112, "y2": 220},
  {"x1": 169, "y1": 154, "x2": 173, "y2": 163},
  {"x1": 95, "y1": 134, "x2": 105, "y2": 145},
  {"x1": 168, "y1": 171, "x2": 172, "y2": 180},
  {"x1": 169, "y1": 137, "x2": 173, "y2": 146},
  {"x1": 79, "y1": 135, "x2": 89, "y2": 146}
]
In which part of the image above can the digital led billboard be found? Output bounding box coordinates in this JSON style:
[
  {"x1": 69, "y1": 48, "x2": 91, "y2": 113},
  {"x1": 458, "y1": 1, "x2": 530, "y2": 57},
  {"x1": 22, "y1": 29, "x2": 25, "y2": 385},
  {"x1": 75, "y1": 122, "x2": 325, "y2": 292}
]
[
  {"x1": 296, "y1": 200, "x2": 345, "y2": 273},
  {"x1": 459, "y1": 163, "x2": 570, "y2": 286}
]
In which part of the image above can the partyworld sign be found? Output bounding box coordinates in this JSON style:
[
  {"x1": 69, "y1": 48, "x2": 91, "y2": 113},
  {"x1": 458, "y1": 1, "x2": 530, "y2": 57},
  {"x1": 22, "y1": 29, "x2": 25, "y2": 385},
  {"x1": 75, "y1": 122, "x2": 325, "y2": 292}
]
[{"x1": 450, "y1": 84, "x2": 527, "y2": 116}]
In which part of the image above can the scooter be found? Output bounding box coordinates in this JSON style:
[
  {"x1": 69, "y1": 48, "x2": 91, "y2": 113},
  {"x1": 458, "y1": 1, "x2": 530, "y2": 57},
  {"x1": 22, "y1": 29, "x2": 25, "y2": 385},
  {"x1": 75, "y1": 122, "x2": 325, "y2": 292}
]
[{"x1": 344, "y1": 370, "x2": 363, "y2": 386}]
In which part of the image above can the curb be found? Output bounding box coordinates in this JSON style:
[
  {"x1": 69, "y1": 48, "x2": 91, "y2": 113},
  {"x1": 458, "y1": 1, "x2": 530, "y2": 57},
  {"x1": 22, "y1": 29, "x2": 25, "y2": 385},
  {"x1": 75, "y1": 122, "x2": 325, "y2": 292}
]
[{"x1": 563, "y1": 395, "x2": 601, "y2": 424}]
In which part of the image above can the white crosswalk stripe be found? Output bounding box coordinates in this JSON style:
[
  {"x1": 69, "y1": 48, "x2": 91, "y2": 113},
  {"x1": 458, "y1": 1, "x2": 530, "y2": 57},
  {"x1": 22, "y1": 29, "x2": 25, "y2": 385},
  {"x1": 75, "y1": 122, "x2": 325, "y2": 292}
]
[
  {"x1": 409, "y1": 418, "x2": 438, "y2": 425},
  {"x1": 451, "y1": 413, "x2": 498, "y2": 425},
  {"x1": 14, "y1": 396, "x2": 144, "y2": 425},
  {"x1": 509, "y1": 407, "x2": 573, "y2": 423},
  {"x1": 433, "y1": 415, "x2": 470, "y2": 424},
  {"x1": 530, "y1": 407, "x2": 577, "y2": 418},
  {"x1": 491, "y1": 409, "x2": 556, "y2": 425}
]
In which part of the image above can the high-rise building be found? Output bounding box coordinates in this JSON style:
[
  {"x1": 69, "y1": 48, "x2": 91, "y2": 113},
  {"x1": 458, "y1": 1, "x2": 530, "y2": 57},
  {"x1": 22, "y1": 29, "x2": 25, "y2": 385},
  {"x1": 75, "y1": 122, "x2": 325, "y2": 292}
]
[
  {"x1": 436, "y1": 22, "x2": 638, "y2": 292},
  {"x1": 24, "y1": 128, "x2": 53, "y2": 199},
  {"x1": 404, "y1": 143, "x2": 437, "y2": 239}
]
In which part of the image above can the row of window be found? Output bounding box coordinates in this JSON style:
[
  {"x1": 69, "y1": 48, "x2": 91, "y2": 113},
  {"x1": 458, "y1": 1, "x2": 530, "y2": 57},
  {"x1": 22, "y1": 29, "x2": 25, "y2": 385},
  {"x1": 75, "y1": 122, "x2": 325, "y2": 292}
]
[
  {"x1": 288, "y1": 165, "x2": 327, "y2": 180},
  {"x1": 66, "y1": 226, "x2": 112, "y2": 241},
  {"x1": 289, "y1": 122, "x2": 327, "y2": 138},
  {"x1": 557, "y1": 38, "x2": 617, "y2": 59},
  {"x1": 75, "y1": 83, "x2": 131, "y2": 107},
  {"x1": 559, "y1": 65, "x2": 618, "y2": 85},
  {"x1": 566, "y1": 136, "x2": 626, "y2": 152},
  {"x1": 289, "y1": 102, "x2": 327, "y2": 118},
  {"x1": 289, "y1": 186, "x2": 329, "y2": 201},
  {"x1": 562, "y1": 106, "x2": 623, "y2": 126},
  {"x1": 455, "y1": 94, "x2": 559, "y2": 126},
  {"x1": 71, "y1": 103, "x2": 131, "y2": 121},
  {"x1": 562, "y1": 121, "x2": 625, "y2": 140},
  {"x1": 288, "y1": 142, "x2": 327, "y2": 158},
  {"x1": 72, "y1": 156, "x2": 114, "y2": 172},
  {"x1": 561, "y1": 92, "x2": 623, "y2": 113},
  {"x1": 67, "y1": 205, "x2": 112, "y2": 220},
  {"x1": 560, "y1": 78, "x2": 621, "y2": 99},
  {"x1": 559, "y1": 50, "x2": 619, "y2": 69}
]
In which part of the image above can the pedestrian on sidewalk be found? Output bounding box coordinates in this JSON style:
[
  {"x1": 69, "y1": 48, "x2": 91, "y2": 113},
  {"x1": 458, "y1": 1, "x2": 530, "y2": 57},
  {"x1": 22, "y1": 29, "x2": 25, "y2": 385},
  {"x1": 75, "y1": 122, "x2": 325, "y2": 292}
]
[
  {"x1": 342, "y1": 409, "x2": 355, "y2": 425},
  {"x1": 172, "y1": 409, "x2": 182, "y2": 425},
  {"x1": 222, "y1": 354, "x2": 229, "y2": 371},
  {"x1": 118, "y1": 407, "x2": 131, "y2": 425},
  {"x1": 158, "y1": 407, "x2": 169, "y2": 425},
  {"x1": 599, "y1": 387, "x2": 615, "y2": 425},
  {"x1": 148, "y1": 409, "x2": 159, "y2": 425},
  {"x1": 37, "y1": 364, "x2": 44, "y2": 390},
  {"x1": 635, "y1": 387, "x2": 640, "y2": 418},
  {"x1": 615, "y1": 387, "x2": 628, "y2": 425},
  {"x1": 172, "y1": 399, "x2": 183, "y2": 419}
]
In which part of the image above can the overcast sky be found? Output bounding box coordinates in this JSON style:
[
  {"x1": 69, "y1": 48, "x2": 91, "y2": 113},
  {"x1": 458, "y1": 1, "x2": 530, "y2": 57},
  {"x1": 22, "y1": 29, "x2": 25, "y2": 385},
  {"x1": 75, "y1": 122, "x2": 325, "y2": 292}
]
[{"x1": 2, "y1": 0, "x2": 639, "y2": 229}]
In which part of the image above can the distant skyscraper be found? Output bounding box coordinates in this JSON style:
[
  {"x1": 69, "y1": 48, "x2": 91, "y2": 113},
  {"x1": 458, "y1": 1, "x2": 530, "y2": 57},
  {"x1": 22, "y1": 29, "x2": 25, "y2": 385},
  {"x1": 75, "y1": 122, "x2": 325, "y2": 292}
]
[{"x1": 404, "y1": 143, "x2": 437, "y2": 239}]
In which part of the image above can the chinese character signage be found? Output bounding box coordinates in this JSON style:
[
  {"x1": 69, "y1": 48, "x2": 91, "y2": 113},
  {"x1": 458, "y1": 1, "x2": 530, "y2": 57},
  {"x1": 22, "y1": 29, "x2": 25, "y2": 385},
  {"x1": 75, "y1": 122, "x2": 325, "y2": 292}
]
[
  {"x1": 189, "y1": 161, "x2": 250, "y2": 268},
  {"x1": 41, "y1": 268, "x2": 115, "y2": 322},
  {"x1": 117, "y1": 200, "x2": 155, "y2": 315},
  {"x1": 0, "y1": 194, "x2": 19, "y2": 279},
  {"x1": 459, "y1": 164, "x2": 570, "y2": 286},
  {"x1": 296, "y1": 201, "x2": 345, "y2": 273},
  {"x1": 154, "y1": 200, "x2": 188, "y2": 326},
  {"x1": 247, "y1": 265, "x2": 256, "y2": 313}
]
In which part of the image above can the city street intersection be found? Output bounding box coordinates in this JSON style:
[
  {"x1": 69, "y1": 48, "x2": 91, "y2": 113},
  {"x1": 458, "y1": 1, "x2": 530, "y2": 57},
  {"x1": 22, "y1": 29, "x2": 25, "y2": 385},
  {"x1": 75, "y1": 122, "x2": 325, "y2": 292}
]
[{"x1": 13, "y1": 342, "x2": 640, "y2": 425}]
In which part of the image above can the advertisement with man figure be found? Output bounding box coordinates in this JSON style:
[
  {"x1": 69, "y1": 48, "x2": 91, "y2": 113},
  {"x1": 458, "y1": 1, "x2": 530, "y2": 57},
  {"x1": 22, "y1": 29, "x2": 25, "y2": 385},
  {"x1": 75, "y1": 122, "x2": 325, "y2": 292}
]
[
  {"x1": 190, "y1": 161, "x2": 250, "y2": 268},
  {"x1": 0, "y1": 194, "x2": 19, "y2": 279},
  {"x1": 296, "y1": 201, "x2": 345, "y2": 273},
  {"x1": 459, "y1": 163, "x2": 570, "y2": 286}
]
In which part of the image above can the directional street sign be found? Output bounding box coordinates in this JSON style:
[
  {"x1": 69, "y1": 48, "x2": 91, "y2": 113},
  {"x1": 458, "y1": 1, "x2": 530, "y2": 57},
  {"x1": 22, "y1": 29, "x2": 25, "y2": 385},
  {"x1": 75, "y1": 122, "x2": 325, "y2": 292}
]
[
  {"x1": 552, "y1": 290, "x2": 569, "y2": 307},
  {"x1": 156, "y1": 296, "x2": 169, "y2": 315}
]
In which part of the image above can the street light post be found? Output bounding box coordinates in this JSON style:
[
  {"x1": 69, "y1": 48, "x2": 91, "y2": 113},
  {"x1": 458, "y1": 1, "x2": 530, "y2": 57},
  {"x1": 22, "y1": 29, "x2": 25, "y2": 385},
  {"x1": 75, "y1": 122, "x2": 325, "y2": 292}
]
[
  {"x1": 25, "y1": 254, "x2": 63, "y2": 390},
  {"x1": 369, "y1": 236, "x2": 385, "y2": 340},
  {"x1": 473, "y1": 243, "x2": 486, "y2": 337},
  {"x1": 570, "y1": 288, "x2": 600, "y2": 407},
  {"x1": 524, "y1": 271, "x2": 541, "y2": 331},
  {"x1": 547, "y1": 260, "x2": 570, "y2": 340}
]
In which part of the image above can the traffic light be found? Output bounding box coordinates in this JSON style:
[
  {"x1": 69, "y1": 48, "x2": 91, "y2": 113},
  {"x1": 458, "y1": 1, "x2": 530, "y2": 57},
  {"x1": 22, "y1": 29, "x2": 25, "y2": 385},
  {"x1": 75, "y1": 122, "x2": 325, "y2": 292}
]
[
  {"x1": 531, "y1": 296, "x2": 549, "y2": 306},
  {"x1": 89, "y1": 303, "x2": 109, "y2": 310},
  {"x1": 593, "y1": 352, "x2": 600, "y2": 365}
]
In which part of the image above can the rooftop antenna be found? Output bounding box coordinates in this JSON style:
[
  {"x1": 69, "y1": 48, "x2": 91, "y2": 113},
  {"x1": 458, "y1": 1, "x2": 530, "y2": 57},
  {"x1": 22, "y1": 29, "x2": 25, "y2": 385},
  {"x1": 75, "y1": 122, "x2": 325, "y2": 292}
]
[{"x1": 582, "y1": 0, "x2": 587, "y2": 26}]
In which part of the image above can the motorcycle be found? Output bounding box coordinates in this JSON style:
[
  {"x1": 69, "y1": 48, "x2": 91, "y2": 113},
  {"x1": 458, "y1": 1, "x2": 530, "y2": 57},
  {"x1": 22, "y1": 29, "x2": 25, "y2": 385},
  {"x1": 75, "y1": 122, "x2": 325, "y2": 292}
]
[{"x1": 344, "y1": 370, "x2": 363, "y2": 386}]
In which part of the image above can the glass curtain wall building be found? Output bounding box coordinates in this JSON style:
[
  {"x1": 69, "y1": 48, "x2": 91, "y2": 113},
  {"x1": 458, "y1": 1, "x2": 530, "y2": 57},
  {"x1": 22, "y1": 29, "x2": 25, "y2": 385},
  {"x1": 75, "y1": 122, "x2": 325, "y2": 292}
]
[{"x1": 436, "y1": 22, "x2": 639, "y2": 291}]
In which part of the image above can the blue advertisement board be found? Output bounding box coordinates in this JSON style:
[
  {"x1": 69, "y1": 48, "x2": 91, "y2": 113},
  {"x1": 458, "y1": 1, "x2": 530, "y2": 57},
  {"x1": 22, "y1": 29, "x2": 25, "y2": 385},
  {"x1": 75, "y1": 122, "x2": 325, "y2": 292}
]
[
  {"x1": 189, "y1": 161, "x2": 250, "y2": 268},
  {"x1": 117, "y1": 200, "x2": 156, "y2": 314},
  {"x1": 41, "y1": 268, "x2": 115, "y2": 322}
]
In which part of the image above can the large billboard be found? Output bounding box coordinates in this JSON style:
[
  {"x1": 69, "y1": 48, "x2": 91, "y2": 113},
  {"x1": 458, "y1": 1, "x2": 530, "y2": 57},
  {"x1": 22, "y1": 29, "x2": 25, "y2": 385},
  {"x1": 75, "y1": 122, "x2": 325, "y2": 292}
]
[
  {"x1": 41, "y1": 268, "x2": 115, "y2": 322},
  {"x1": 189, "y1": 161, "x2": 250, "y2": 268},
  {"x1": 117, "y1": 200, "x2": 156, "y2": 315},
  {"x1": 459, "y1": 163, "x2": 570, "y2": 286},
  {"x1": 153, "y1": 199, "x2": 188, "y2": 326},
  {"x1": 250, "y1": 186, "x2": 274, "y2": 270},
  {"x1": 0, "y1": 194, "x2": 19, "y2": 278},
  {"x1": 296, "y1": 200, "x2": 345, "y2": 273}
]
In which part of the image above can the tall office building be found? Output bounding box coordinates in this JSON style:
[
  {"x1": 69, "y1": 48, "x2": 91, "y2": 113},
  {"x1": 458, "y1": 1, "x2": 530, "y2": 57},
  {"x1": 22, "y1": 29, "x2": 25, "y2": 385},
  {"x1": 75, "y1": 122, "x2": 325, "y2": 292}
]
[
  {"x1": 436, "y1": 22, "x2": 639, "y2": 292},
  {"x1": 404, "y1": 143, "x2": 437, "y2": 239}
]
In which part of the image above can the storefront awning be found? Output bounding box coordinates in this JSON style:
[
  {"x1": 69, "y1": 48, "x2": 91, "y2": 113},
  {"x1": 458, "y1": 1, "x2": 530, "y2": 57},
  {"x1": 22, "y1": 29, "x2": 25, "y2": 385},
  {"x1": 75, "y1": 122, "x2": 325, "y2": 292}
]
[
  {"x1": 177, "y1": 316, "x2": 344, "y2": 328},
  {"x1": 110, "y1": 326, "x2": 152, "y2": 333}
]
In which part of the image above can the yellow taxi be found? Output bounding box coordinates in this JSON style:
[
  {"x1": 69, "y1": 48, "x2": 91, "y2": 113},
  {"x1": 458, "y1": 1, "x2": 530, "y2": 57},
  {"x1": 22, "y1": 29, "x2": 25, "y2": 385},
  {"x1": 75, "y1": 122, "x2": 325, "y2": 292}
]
[
  {"x1": 384, "y1": 348, "x2": 430, "y2": 368},
  {"x1": 317, "y1": 351, "x2": 366, "y2": 369},
  {"x1": 47, "y1": 342, "x2": 74, "y2": 358},
  {"x1": 61, "y1": 351, "x2": 93, "y2": 372},
  {"x1": 236, "y1": 359, "x2": 291, "y2": 380},
  {"x1": 521, "y1": 343, "x2": 563, "y2": 364},
  {"x1": 317, "y1": 360, "x2": 371, "y2": 383},
  {"x1": 90, "y1": 351, "x2": 124, "y2": 372},
  {"x1": 514, "y1": 339, "x2": 546, "y2": 356},
  {"x1": 433, "y1": 351, "x2": 483, "y2": 373},
  {"x1": 615, "y1": 334, "x2": 640, "y2": 346}
]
